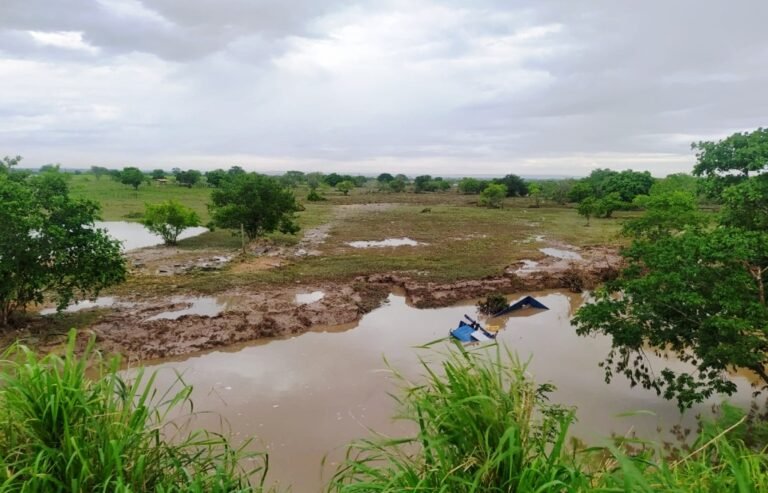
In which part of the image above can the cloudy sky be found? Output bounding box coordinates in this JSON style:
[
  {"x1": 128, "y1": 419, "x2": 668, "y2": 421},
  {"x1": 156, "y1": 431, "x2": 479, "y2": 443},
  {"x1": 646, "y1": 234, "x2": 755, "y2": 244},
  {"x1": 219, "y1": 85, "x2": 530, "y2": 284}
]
[{"x1": 1, "y1": 1, "x2": 766, "y2": 176}]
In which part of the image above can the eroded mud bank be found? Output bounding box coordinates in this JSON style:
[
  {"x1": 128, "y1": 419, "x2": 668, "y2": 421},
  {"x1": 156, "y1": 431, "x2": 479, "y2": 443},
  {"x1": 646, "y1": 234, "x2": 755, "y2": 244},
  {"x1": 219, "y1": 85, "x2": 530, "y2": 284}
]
[{"x1": 59, "y1": 244, "x2": 622, "y2": 360}]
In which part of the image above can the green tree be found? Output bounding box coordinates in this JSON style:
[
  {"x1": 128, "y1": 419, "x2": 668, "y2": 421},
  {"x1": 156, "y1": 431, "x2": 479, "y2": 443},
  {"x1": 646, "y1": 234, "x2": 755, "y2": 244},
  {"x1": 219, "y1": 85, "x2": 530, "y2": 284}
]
[
  {"x1": 528, "y1": 182, "x2": 542, "y2": 208},
  {"x1": 692, "y1": 127, "x2": 768, "y2": 197},
  {"x1": 90, "y1": 165, "x2": 109, "y2": 180},
  {"x1": 623, "y1": 191, "x2": 706, "y2": 240},
  {"x1": 324, "y1": 173, "x2": 345, "y2": 187},
  {"x1": 0, "y1": 172, "x2": 125, "y2": 324},
  {"x1": 414, "y1": 175, "x2": 436, "y2": 193},
  {"x1": 141, "y1": 200, "x2": 201, "y2": 246},
  {"x1": 389, "y1": 178, "x2": 407, "y2": 193},
  {"x1": 576, "y1": 197, "x2": 596, "y2": 225},
  {"x1": 541, "y1": 179, "x2": 573, "y2": 205},
  {"x1": 478, "y1": 183, "x2": 507, "y2": 208},
  {"x1": 574, "y1": 128, "x2": 768, "y2": 408},
  {"x1": 603, "y1": 170, "x2": 655, "y2": 202},
  {"x1": 494, "y1": 174, "x2": 528, "y2": 197},
  {"x1": 574, "y1": 228, "x2": 768, "y2": 409},
  {"x1": 305, "y1": 172, "x2": 324, "y2": 191},
  {"x1": 151, "y1": 169, "x2": 166, "y2": 180},
  {"x1": 458, "y1": 178, "x2": 486, "y2": 194},
  {"x1": 175, "y1": 169, "x2": 202, "y2": 188},
  {"x1": 593, "y1": 192, "x2": 625, "y2": 218},
  {"x1": 568, "y1": 181, "x2": 594, "y2": 202},
  {"x1": 209, "y1": 173, "x2": 300, "y2": 240},
  {"x1": 205, "y1": 169, "x2": 227, "y2": 188},
  {"x1": 280, "y1": 170, "x2": 305, "y2": 188},
  {"x1": 377, "y1": 173, "x2": 394, "y2": 183},
  {"x1": 336, "y1": 180, "x2": 354, "y2": 195},
  {"x1": 118, "y1": 167, "x2": 145, "y2": 191}
]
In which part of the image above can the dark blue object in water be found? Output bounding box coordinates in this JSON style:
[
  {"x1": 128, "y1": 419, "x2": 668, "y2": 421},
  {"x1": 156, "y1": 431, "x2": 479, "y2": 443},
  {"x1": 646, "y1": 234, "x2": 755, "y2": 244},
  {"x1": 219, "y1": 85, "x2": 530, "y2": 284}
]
[
  {"x1": 450, "y1": 322, "x2": 476, "y2": 342},
  {"x1": 492, "y1": 295, "x2": 549, "y2": 317}
]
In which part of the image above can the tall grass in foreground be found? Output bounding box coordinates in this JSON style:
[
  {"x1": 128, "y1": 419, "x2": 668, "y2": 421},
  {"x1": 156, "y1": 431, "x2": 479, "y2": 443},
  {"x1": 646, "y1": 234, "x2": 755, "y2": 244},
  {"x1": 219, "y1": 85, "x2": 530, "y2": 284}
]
[
  {"x1": 0, "y1": 332, "x2": 268, "y2": 492},
  {"x1": 328, "y1": 344, "x2": 768, "y2": 492}
]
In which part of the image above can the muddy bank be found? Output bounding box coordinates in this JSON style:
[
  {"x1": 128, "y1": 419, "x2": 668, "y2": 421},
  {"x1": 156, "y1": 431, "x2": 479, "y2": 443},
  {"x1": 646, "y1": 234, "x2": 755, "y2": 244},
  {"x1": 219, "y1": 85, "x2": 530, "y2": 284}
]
[
  {"x1": 85, "y1": 283, "x2": 389, "y2": 361},
  {"x1": 360, "y1": 245, "x2": 622, "y2": 308},
  {"x1": 36, "y1": 244, "x2": 621, "y2": 361}
]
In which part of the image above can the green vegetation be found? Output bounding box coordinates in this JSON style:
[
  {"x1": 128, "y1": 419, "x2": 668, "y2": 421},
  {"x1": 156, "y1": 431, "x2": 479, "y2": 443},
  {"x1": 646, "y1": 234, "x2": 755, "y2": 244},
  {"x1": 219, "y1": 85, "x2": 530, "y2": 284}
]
[
  {"x1": 478, "y1": 183, "x2": 507, "y2": 208},
  {"x1": 0, "y1": 169, "x2": 125, "y2": 324},
  {"x1": 141, "y1": 200, "x2": 201, "y2": 246},
  {"x1": 210, "y1": 173, "x2": 300, "y2": 240},
  {"x1": 0, "y1": 332, "x2": 267, "y2": 492},
  {"x1": 575, "y1": 128, "x2": 768, "y2": 408},
  {"x1": 115, "y1": 166, "x2": 147, "y2": 191},
  {"x1": 336, "y1": 180, "x2": 354, "y2": 195},
  {"x1": 330, "y1": 344, "x2": 768, "y2": 492}
]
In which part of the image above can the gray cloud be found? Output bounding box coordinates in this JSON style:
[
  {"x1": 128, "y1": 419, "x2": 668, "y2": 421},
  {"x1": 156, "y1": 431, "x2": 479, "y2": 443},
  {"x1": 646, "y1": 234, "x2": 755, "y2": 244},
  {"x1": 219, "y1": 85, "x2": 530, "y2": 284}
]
[{"x1": 0, "y1": 0, "x2": 766, "y2": 175}]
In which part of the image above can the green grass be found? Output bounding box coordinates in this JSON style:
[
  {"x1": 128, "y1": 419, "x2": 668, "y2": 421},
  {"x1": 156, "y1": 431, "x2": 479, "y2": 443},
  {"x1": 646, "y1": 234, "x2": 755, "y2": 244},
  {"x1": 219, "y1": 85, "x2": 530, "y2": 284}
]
[
  {"x1": 328, "y1": 343, "x2": 768, "y2": 492},
  {"x1": 0, "y1": 331, "x2": 270, "y2": 492},
  {"x1": 68, "y1": 174, "x2": 214, "y2": 222}
]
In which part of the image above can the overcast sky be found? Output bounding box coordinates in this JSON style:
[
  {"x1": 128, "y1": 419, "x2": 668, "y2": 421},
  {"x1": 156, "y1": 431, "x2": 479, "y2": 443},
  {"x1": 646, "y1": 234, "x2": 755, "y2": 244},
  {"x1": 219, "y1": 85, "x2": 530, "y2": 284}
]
[{"x1": 1, "y1": 1, "x2": 766, "y2": 176}]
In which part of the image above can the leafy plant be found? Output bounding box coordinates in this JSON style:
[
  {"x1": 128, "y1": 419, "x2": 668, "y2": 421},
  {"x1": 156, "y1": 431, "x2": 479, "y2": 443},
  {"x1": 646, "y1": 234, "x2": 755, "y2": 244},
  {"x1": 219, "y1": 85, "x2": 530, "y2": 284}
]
[
  {"x1": 477, "y1": 292, "x2": 508, "y2": 315},
  {"x1": 0, "y1": 331, "x2": 269, "y2": 492},
  {"x1": 478, "y1": 183, "x2": 507, "y2": 208},
  {"x1": 209, "y1": 172, "x2": 300, "y2": 240},
  {"x1": 141, "y1": 200, "x2": 201, "y2": 246},
  {"x1": 0, "y1": 171, "x2": 125, "y2": 324}
]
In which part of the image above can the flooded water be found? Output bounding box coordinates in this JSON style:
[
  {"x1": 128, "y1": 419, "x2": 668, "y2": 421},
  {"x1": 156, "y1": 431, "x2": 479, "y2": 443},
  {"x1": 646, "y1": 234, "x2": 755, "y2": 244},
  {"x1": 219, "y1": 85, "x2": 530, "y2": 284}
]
[
  {"x1": 295, "y1": 291, "x2": 326, "y2": 305},
  {"x1": 145, "y1": 296, "x2": 227, "y2": 321},
  {"x1": 141, "y1": 291, "x2": 754, "y2": 492},
  {"x1": 39, "y1": 296, "x2": 132, "y2": 315},
  {"x1": 540, "y1": 247, "x2": 583, "y2": 260},
  {"x1": 95, "y1": 221, "x2": 208, "y2": 251},
  {"x1": 347, "y1": 237, "x2": 422, "y2": 248}
]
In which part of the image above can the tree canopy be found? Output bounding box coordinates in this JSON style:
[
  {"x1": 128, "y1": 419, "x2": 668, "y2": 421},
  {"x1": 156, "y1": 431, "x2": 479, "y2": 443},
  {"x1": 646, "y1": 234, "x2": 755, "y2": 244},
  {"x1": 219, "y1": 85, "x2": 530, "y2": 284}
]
[
  {"x1": 141, "y1": 200, "x2": 200, "y2": 246},
  {"x1": 116, "y1": 167, "x2": 145, "y2": 190},
  {"x1": 494, "y1": 174, "x2": 528, "y2": 197},
  {"x1": 574, "y1": 128, "x2": 768, "y2": 408},
  {"x1": 478, "y1": 183, "x2": 507, "y2": 208},
  {"x1": 0, "y1": 171, "x2": 125, "y2": 324},
  {"x1": 175, "y1": 169, "x2": 202, "y2": 188},
  {"x1": 209, "y1": 173, "x2": 300, "y2": 240}
]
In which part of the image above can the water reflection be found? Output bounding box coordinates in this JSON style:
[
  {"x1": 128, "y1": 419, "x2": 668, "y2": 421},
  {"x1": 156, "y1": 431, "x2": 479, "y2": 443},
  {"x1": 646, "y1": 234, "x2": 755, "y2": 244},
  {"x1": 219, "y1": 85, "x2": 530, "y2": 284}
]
[
  {"x1": 141, "y1": 291, "x2": 754, "y2": 493},
  {"x1": 95, "y1": 221, "x2": 208, "y2": 251}
]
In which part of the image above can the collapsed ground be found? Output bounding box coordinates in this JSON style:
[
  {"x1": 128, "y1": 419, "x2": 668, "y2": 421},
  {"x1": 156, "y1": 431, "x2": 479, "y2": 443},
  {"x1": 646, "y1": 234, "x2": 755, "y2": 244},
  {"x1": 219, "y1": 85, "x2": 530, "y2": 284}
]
[{"x1": 15, "y1": 179, "x2": 630, "y2": 360}]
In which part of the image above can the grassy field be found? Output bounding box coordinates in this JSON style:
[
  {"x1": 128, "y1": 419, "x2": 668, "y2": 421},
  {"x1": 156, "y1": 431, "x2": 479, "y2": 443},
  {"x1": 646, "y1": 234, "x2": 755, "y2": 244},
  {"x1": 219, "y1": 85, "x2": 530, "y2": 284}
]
[{"x1": 69, "y1": 173, "x2": 634, "y2": 294}]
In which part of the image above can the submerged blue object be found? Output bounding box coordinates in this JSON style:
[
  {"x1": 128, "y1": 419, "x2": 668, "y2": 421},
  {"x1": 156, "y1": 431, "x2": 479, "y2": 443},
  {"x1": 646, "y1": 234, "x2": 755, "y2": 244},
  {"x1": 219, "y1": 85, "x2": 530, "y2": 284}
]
[
  {"x1": 450, "y1": 322, "x2": 476, "y2": 342},
  {"x1": 450, "y1": 320, "x2": 496, "y2": 343},
  {"x1": 492, "y1": 295, "x2": 549, "y2": 317}
]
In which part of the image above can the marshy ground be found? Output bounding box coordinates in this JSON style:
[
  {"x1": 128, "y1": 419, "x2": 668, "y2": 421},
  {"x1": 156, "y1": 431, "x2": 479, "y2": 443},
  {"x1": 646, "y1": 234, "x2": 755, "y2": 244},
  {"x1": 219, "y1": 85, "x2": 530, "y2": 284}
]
[{"x1": 14, "y1": 175, "x2": 631, "y2": 359}]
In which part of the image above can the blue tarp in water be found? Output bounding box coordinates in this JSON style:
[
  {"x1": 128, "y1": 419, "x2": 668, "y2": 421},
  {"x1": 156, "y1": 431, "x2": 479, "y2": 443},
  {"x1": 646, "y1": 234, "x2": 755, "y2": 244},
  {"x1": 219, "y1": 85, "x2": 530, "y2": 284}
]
[
  {"x1": 450, "y1": 322, "x2": 476, "y2": 342},
  {"x1": 492, "y1": 295, "x2": 549, "y2": 317}
]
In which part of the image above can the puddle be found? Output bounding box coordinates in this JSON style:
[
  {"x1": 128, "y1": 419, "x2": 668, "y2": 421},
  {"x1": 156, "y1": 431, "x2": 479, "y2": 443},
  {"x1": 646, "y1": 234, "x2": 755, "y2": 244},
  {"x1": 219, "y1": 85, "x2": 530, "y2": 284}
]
[
  {"x1": 95, "y1": 221, "x2": 208, "y2": 251},
  {"x1": 39, "y1": 296, "x2": 131, "y2": 315},
  {"x1": 515, "y1": 260, "x2": 540, "y2": 273},
  {"x1": 539, "y1": 247, "x2": 583, "y2": 260},
  {"x1": 295, "y1": 291, "x2": 325, "y2": 305},
  {"x1": 142, "y1": 291, "x2": 754, "y2": 492},
  {"x1": 347, "y1": 237, "x2": 422, "y2": 248},
  {"x1": 145, "y1": 297, "x2": 227, "y2": 321}
]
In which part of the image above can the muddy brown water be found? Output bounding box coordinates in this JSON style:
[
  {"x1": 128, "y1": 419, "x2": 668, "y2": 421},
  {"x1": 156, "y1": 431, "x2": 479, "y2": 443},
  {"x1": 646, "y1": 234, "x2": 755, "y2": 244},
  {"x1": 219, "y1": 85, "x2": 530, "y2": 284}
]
[{"x1": 140, "y1": 290, "x2": 754, "y2": 492}]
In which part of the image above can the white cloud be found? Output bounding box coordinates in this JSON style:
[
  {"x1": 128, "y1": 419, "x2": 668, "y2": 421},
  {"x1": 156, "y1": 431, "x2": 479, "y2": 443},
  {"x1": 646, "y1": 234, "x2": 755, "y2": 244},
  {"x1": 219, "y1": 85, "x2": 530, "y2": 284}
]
[
  {"x1": 28, "y1": 31, "x2": 99, "y2": 53},
  {"x1": 1, "y1": 1, "x2": 767, "y2": 175}
]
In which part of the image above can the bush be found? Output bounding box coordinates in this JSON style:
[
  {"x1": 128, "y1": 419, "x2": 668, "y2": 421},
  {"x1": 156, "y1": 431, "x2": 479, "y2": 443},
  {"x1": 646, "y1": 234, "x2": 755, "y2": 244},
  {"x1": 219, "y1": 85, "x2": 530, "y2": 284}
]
[
  {"x1": 330, "y1": 345, "x2": 768, "y2": 492},
  {"x1": 141, "y1": 200, "x2": 201, "y2": 246},
  {"x1": 478, "y1": 183, "x2": 507, "y2": 208},
  {"x1": 0, "y1": 332, "x2": 268, "y2": 492},
  {"x1": 477, "y1": 292, "x2": 508, "y2": 314},
  {"x1": 307, "y1": 189, "x2": 326, "y2": 201}
]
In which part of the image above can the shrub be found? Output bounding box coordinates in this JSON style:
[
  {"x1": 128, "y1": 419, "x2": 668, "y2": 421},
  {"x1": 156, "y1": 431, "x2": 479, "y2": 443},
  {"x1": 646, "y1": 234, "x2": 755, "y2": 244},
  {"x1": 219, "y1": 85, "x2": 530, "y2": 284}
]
[
  {"x1": 0, "y1": 332, "x2": 268, "y2": 492},
  {"x1": 141, "y1": 200, "x2": 201, "y2": 246},
  {"x1": 477, "y1": 292, "x2": 508, "y2": 314}
]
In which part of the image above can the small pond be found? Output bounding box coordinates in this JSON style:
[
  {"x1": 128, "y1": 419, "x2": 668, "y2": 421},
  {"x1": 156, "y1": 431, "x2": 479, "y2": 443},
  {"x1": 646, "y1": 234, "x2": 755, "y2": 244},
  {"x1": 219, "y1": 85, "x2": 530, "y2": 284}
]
[
  {"x1": 141, "y1": 291, "x2": 754, "y2": 492},
  {"x1": 95, "y1": 221, "x2": 208, "y2": 251},
  {"x1": 347, "y1": 237, "x2": 422, "y2": 248}
]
